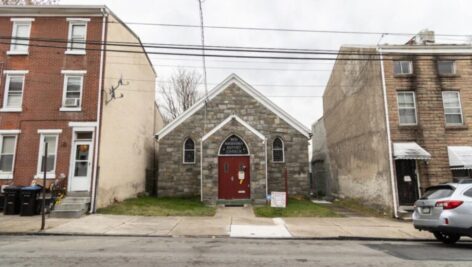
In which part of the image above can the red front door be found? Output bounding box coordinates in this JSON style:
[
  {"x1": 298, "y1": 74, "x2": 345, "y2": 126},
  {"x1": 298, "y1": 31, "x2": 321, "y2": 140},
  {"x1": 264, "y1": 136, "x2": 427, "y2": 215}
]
[{"x1": 218, "y1": 156, "x2": 250, "y2": 199}]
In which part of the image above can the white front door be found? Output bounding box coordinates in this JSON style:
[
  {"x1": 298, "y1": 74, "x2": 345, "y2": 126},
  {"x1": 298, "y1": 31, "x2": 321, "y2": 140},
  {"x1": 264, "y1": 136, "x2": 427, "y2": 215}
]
[{"x1": 69, "y1": 140, "x2": 93, "y2": 192}]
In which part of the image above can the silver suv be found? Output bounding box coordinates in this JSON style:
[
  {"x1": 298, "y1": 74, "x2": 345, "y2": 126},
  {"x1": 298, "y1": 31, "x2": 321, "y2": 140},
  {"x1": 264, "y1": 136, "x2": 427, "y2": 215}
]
[{"x1": 413, "y1": 182, "x2": 472, "y2": 244}]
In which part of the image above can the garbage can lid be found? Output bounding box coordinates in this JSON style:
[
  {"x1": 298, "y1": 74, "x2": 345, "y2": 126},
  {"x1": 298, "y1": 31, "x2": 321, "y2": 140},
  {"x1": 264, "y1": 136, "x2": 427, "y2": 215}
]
[
  {"x1": 22, "y1": 185, "x2": 42, "y2": 191},
  {"x1": 4, "y1": 185, "x2": 22, "y2": 190}
]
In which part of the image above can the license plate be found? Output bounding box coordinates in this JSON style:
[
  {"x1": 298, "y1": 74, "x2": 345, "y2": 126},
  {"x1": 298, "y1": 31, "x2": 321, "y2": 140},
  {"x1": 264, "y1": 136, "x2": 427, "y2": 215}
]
[{"x1": 421, "y1": 207, "x2": 431, "y2": 214}]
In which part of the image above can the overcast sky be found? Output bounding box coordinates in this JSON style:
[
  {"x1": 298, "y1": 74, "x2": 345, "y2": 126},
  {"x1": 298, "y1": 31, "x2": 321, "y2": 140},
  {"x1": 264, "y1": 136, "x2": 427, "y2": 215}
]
[{"x1": 62, "y1": 0, "x2": 471, "y2": 127}]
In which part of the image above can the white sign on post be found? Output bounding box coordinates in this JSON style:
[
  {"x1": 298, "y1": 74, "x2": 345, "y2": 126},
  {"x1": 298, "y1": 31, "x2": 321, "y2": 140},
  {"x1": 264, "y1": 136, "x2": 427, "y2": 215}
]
[{"x1": 270, "y1": 191, "x2": 286, "y2": 208}]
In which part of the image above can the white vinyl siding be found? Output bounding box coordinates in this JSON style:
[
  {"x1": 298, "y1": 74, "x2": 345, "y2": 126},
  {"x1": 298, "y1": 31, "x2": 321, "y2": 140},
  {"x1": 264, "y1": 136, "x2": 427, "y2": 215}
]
[
  {"x1": 397, "y1": 91, "x2": 417, "y2": 125},
  {"x1": 442, "y1": 91, "x2": 463, "y2": 125}
]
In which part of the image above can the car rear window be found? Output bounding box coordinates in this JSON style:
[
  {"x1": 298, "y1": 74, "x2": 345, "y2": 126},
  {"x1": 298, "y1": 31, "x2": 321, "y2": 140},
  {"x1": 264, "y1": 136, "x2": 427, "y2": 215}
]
[
  {"x1": 464, "y1": 188, "x2": 472, "y2": 198},
  {"x1": 421, "y1": 186, "x2": 455, "y2": 200}
]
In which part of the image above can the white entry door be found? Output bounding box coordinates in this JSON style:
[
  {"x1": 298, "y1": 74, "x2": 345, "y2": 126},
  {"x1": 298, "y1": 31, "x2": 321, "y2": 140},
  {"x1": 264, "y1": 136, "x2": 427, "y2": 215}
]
[{"x1": 69, "y1": 139, "x2": 93, "y2": 192}]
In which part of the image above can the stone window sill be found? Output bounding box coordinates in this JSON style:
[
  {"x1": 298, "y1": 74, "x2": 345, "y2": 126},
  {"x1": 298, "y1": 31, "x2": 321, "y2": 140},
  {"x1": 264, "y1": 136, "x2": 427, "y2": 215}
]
[
  {"x1": 398, "y1": 125, "x2": 419, "y2": 130},
  {"x1": 445, "y1": 125, "x2": 468, "y2": 130},
  {"x1": 394, "y1": 74, "x2": 415, "y2": 78},
  {"x1": 439, "y1": 74, "x2": 459, "y2": 78}
]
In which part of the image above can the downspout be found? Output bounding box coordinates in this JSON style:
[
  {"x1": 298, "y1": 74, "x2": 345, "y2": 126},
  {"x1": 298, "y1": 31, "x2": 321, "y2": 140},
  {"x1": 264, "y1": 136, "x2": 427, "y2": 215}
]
[
  {"x1": 264, "y1": 138, "x2": 268, "y2": 198},
  {"x1": 200, "y1": 140, "x2": 203, "y2": 201},
  {"x1": 90, "y1": 9, "x2": 108, "y2": 213},
  {"x1": 379, "y1": 48, "x2": 399, "y2": 218}
]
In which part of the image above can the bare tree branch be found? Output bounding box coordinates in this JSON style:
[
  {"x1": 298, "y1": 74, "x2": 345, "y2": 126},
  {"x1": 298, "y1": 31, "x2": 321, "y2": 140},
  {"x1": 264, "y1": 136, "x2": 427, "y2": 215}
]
[
  {"x1": 1, "y1": 0, "x2": 59, "y2": 5},
  {"x1": 158, "y1": 69, "x2": 202, "y2": 123}
]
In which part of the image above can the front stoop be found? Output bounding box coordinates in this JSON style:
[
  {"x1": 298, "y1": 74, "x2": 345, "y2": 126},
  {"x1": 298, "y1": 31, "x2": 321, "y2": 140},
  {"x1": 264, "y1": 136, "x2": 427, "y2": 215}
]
[
  {"x1": 50, "y1": 193, "x2": 90, "y2": 218},
  {"x1": 398, "y1": 206, "x2": 414, "y2": 221},
  {"x1": 216, "y1": 199, "x2": 252, "y2": 207}
]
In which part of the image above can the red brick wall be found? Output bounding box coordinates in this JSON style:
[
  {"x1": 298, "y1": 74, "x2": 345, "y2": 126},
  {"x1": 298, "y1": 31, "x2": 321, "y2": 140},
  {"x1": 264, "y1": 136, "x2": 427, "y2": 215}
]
[
  {"x1": 0, "y1": 16, "x2": 103, "y2": 186},
  {"x1": 384, "y1": 54, "x2": 472, "y2": 189}
]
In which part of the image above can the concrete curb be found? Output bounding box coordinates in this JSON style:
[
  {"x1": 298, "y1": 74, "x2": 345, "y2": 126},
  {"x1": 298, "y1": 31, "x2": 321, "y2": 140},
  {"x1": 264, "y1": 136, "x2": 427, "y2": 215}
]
[{"x1": 0, "y1": 231, "x2": 449, "y2": 242}]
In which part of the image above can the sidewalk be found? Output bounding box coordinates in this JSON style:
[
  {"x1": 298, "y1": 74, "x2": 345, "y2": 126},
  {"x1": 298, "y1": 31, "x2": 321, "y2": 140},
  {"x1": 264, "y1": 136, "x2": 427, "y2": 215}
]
[{"x1": 0, "y1": 206, "x2": 435, "y2": 240}]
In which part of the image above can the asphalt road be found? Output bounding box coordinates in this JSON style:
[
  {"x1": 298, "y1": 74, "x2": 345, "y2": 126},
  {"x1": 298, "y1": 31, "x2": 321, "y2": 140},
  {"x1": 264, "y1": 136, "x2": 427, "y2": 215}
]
[{"x1": 0, "y1": 235, "x2": 470, "y2": 267}]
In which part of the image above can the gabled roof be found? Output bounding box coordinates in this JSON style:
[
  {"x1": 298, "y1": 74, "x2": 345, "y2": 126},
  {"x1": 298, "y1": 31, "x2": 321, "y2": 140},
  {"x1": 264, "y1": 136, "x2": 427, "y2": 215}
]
[
  {"x1": 156, "y1": 74, "x2": 311, "y2": 140},
  {"x1": 202, "y1": 115, "x2": 266, "y2": 142}
]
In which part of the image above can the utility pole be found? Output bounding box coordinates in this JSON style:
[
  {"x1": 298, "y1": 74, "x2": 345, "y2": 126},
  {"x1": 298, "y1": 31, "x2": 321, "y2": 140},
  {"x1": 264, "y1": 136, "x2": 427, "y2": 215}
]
[{"x1": 40, "y1": 142, "x2": 48, "y2": 231}]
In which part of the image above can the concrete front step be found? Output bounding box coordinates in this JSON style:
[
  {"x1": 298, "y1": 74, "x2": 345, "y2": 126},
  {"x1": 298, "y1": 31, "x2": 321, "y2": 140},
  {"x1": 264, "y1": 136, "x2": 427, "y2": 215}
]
[
  {"x1": 60, "y1": 197, "x2": 91, "y2": 204},
  {"x1": 53, "y1": 203, "x2": 88, "y2": 211},
  {"x1": 50, "y1": 195, "x2": 91, "y2": 218}
]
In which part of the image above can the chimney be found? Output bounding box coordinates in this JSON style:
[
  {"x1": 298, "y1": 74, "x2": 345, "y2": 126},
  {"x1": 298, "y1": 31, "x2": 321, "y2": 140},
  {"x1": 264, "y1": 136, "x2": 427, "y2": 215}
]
[{"x1": 410, "y1": 29, "x2": 435, "y2": 45}]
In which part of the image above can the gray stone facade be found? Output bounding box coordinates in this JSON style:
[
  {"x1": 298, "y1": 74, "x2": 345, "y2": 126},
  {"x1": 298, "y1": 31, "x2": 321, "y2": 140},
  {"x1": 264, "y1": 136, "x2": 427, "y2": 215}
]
[{"x1": 157, "y1": 79, "x2": 310, "y2": 204}]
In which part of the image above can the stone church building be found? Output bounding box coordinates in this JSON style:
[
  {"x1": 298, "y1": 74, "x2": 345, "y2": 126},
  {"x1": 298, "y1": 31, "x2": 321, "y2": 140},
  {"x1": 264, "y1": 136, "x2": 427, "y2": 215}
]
[{"x1": 155, "y1": 74, "x2": 311, "y2": 204}]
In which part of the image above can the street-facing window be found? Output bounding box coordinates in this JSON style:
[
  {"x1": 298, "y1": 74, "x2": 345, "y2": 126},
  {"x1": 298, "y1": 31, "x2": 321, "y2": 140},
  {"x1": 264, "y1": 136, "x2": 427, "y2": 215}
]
[{"x1": 394, "y1": 61, "x2": 413, "y2": 75}]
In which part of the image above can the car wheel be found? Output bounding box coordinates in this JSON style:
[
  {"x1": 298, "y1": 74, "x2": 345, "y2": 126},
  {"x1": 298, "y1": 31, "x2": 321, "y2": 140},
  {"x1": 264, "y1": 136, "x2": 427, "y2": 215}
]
[{"x1": 433, "y1": 232, "x2": 461, "y2": 244}]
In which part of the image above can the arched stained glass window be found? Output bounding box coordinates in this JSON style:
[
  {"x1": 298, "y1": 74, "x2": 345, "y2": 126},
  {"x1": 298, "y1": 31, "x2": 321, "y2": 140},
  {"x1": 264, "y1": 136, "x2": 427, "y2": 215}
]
[
  {"x1": 273, "y1": 137, "x2": 284, "y2": 162},
  {"x1": 219, "y1": 135, "x2": 248, "y2": 155},
  {"x1": 183, "y1": 138, "x2": 195, "y2": 163}
]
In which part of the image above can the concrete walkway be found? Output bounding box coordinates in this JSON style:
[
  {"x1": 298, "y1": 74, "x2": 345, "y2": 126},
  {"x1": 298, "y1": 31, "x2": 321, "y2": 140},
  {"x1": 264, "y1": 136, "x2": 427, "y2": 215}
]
[{"x1": 0, "y1": 206, "x2": 437, "y2": 240}]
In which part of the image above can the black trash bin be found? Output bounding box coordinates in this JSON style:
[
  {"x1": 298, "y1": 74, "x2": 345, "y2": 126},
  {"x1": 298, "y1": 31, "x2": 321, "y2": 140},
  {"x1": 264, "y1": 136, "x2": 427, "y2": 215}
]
[
  {"x1": 3, "y1": 186, "x2": 22, "y2": 215},
  {"x1": 20, "y1": 185, "x2": 42, "y2": 216}
]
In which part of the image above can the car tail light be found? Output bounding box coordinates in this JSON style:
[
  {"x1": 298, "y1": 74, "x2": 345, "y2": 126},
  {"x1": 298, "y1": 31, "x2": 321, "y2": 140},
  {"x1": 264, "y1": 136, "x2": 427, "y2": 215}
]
[{"x1": 435, "y1": 200, "x2": 463, "y2": 210}]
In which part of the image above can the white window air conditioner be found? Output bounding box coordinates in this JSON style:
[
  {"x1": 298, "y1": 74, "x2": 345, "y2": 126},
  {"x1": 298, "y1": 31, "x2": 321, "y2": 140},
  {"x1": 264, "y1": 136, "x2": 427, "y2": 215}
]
[{"x1": 64, "y1": 98, "x2": 80, "y2": 107}]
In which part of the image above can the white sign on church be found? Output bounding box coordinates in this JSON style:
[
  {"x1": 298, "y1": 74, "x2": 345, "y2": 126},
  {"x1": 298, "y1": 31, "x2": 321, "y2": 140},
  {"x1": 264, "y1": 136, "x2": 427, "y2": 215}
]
[{"x1": 270, "y1": 191, "x2": 287, "y2": 208}]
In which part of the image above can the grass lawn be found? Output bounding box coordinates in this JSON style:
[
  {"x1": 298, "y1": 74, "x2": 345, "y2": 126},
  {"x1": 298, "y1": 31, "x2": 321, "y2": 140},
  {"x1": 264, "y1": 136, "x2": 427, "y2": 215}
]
[
  {"x1": 97, "y1": 196, "x2": 216, "y2": 216},
  {"x1": 253, "y1": 198, "x2": 339, "y2": 217},
  {"x1": 333, "y1": 198, "x2": 387, "y2": 217}
]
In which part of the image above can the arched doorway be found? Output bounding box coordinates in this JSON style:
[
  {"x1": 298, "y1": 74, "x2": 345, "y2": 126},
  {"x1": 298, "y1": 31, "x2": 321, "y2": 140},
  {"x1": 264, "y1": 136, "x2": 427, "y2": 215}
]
[{"x1": 218, "y1": 135, "x2": 250, "y2": 199}]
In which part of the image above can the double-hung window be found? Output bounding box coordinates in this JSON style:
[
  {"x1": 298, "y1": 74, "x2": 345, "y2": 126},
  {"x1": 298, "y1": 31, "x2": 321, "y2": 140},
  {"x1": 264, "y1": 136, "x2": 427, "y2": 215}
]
[
  {"x1": 66, "y1": 18, "x2": 89, "y2": 55},
  {"x1": 2, "y1": 71, "x2": 28, "y2": 112},
  {"x1": 397, "y1": 91, "x2": 417, "y2": 125},
  {"x1": 36, "y1": 130, "x2": 61, "y2": 179},
  {"x1": 394, "y1": 61, "x2": 413, "y2": 75},
  {"x1": 8, "y1": 18, "x2": 34, "y2": 55},
  {"x1": 438, "y1": 60, "x2": 456, "y2": 76},
  {"x1": 442, "y1": 91, "x2": 463, "y2": 125},
  {"x1": 0, "y1": 130, "x2": 20, "y2": 179},
  {"x1": 60, "y1": 70, "x2": 86, "y2": 111}
]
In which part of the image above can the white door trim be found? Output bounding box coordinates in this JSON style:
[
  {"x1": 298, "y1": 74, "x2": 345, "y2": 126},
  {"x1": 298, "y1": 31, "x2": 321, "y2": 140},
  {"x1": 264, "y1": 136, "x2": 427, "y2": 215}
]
[{"x1": 67, "y1": 128, "x2": 95, "y2": 192}]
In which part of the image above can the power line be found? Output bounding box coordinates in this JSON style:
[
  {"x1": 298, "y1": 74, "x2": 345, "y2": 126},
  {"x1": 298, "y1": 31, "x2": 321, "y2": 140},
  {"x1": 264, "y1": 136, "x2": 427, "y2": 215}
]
[
  {"x1": 118, "y1": 21, "x2": 472, "y2": 38},
  {"x1": 2, "y1": 38, "x2": 471, "y2": 62}
]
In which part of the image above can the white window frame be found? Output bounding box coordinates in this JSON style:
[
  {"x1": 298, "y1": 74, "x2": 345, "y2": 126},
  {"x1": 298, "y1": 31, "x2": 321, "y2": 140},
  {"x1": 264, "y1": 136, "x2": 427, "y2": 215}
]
[
  {"x1": 394, "y1": 60, "x2": 413, "y2": 75},
  {"x1": 396, "y1": 91, "x2": 418, "y2": 126},
  {"x1": 183, "y1": 138, "x2": 196, "y2": 164},
  {"x1": 65, "y1": 18, "x2": 90, "y2": 55},
  {"x1": 7, "y1": 18, "x2": 34, "y2": 55},
  {"x1": 442, "y1": 91, "x2": 464, "y2": 126},
  {"x1": 35, "y1": 129, "x2": 62, "y2": 179},
  {"x1": 0, "y1": 130, "x2": 20, "y2": 179},
  {"x1": 1, "y1": 70, "x2": 28, "y2": 112},
  {"x1": 60, "y1": 70, "x2": 86, "y2": 112},
  {"x1": 438, "y1": 60, "x2": 456, "y2": 75},
  {"x1": 272, "y1": 137, "x2": 285, "y2": 163}
]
